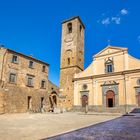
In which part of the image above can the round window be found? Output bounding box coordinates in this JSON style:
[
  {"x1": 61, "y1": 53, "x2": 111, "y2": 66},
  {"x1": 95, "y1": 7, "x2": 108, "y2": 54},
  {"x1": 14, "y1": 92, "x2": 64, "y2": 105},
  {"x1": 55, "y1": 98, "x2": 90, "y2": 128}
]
[{"x1": 83, "y1": 84, "x2": 88, "y2": 90}]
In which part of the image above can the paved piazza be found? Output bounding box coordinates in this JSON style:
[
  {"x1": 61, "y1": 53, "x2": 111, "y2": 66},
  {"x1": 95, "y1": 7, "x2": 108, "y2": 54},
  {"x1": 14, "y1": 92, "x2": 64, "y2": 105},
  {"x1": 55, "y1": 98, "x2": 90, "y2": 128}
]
[
  {"x1": 47, "y1": 113, "x2": 140, "y2": 140},
  {"x1": 0, "y1": 112, "x2": 120, "y2": 140}
]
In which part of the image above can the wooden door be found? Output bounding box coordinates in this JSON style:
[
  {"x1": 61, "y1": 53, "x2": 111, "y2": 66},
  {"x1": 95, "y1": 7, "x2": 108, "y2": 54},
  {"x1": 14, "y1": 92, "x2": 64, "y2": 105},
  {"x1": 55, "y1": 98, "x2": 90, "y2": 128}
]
[{"x1": 82, "y1": 95, "x2": 88, "y2": 107}]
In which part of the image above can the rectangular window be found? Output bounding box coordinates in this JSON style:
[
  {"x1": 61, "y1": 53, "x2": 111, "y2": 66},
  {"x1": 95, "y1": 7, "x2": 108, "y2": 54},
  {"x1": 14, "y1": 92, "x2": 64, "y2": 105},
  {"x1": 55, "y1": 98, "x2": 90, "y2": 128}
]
[
  {"x1": 107, "y1": 64, "x2": 113, "y2": 73},
  {"x1": 42, "y1": 65, "x2": 46, "y2": 72},
  {"x1": 12, "y1": 55, "x2": 18, "y2": 63},
  {"x1": 9, "y1": 73, "x2": 16, "y2": 83},
  {"x1": 27, "y1": 76, "x2": 34, "y2": 87},
  {"x1": 41, "y1": 80, "x2": 46, "y2": 88},
  {"x1": 29, "y1": 61, "x2": 34, "y2": 68}
]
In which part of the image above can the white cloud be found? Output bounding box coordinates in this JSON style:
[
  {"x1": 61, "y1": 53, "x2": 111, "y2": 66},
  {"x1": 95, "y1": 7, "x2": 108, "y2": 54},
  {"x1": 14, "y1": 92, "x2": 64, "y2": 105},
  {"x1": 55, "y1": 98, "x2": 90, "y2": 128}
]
[
  {"x1": 101, "y1": 18, "x2": 110, "y2": 25},
  {"x1": 112, "y1": 17, "x2": 121, "y2": 24},
  {"x1": 98, "y1": 8, "x2": 129, "y2": 26},
  {"x1": 120, "y1": 9, "x2": 128, "y2": 15},
  {"x1": 138, "y1": 36, "x2": 140, "y2": 43}
]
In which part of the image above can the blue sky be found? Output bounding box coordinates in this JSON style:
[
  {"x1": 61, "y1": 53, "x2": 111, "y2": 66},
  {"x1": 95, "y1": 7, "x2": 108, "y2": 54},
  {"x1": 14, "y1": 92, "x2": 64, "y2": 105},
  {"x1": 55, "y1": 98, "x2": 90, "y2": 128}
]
[{"x1": 0, "y1": 0, "x2": 140, "y2": 86}]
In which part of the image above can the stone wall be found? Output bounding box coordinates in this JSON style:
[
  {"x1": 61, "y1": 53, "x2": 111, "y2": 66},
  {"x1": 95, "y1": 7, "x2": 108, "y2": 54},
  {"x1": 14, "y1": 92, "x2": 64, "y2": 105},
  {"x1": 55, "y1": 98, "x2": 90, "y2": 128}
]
[
  {"x1": 0, "y1": 92, "x2": 5, "y2": 114},
  {"x1": 0, "y1": 79, "x2": 51, "y2": 113},
  {"x1": 0, "y1": 47, "x2": 52, "y2": 113},
  {"x1": 48, "y1": 80, "x2": 59, "y2": 95},
  {"x1": 73, "y1": 105, "x2": 137, "y2": 113}
]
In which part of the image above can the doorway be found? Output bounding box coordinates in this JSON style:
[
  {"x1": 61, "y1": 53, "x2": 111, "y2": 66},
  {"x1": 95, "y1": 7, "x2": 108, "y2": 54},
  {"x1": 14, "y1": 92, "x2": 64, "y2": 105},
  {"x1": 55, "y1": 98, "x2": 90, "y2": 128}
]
[
  {"x1": 108, "y1": 98, "x2": 113, "y2": 107},
  {"x1": 81, "y1": 95, "x2": 88, "y2": 107},
  {"x1": 137, "y1": 93, "x2": 140, "y2": 107},
  {"x1": 106, "y1": 90, "x2": 115, "y2": 108},
  {"x1": 27, "y1": 96, "x2": 32, "y2": 110},
  {"x1": 41, "y1": 97, "x2": 44, "y2": 108}
]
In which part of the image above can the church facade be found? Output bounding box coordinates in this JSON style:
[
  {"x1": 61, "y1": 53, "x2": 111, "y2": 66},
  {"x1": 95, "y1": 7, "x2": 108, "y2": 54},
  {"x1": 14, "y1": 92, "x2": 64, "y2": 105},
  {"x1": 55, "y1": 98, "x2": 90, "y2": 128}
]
[
  {"x1": 59, "y1": 16, "x2": 140, "y2": 113},
  {"x1": 74, "y1": 46, "x2": 140, "y2": 113}
]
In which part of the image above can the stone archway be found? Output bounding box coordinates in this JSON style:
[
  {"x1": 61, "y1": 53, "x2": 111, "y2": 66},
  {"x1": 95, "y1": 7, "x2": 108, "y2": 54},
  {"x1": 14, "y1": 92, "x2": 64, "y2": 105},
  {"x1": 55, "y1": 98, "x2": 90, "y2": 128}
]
[
  {"x1": 49, "y1": 91, "x2": 57, "y2": 112},
  {"x1": 106, "y1": 90, "x2": 115, "y2": 108},
  {"x1": 81, "y1": 95, "x2": 88, "y2": 107}
]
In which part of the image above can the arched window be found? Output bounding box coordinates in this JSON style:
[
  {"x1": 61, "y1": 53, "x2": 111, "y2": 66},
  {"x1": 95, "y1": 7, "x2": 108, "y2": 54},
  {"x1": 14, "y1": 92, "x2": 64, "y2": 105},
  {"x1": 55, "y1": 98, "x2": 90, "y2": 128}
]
[{"x1": 67, "y1": 23, "x2": 72, "y2": 33}]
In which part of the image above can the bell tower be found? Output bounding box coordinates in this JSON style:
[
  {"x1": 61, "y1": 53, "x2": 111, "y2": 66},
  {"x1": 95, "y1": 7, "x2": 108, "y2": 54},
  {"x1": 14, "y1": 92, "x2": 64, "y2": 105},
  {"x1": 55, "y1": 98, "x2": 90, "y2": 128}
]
[{"x1": 60, "y1": 16, "x2": 85, "y2": 110}]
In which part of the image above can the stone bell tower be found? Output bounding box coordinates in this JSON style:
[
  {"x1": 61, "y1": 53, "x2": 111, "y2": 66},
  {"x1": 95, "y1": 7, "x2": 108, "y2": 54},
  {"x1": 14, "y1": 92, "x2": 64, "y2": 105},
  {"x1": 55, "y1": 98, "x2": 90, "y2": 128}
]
[{"x1": 60, "y1": 16, "x2": 85, "y2": 110}]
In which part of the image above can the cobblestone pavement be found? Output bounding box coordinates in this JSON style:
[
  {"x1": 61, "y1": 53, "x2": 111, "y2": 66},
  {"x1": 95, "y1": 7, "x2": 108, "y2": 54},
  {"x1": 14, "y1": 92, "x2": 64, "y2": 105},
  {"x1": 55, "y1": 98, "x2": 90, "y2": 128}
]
[
  {"x1": 47, "y1": 114, "x2": 140, "y2": 140},
  {"x1": 0, "y1": 112, "x2": 119, "y2": 140}
]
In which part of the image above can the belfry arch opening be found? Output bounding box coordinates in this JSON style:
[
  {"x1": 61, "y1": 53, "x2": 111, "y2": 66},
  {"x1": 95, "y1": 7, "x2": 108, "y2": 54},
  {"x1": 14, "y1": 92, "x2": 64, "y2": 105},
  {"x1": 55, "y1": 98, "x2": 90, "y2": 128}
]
[
  {"x1": 67, "y1": 22, "x2": 72, "y2": 33},
  {"x1": 106, "y1": 90, "x2": 115, "y2": 108}
]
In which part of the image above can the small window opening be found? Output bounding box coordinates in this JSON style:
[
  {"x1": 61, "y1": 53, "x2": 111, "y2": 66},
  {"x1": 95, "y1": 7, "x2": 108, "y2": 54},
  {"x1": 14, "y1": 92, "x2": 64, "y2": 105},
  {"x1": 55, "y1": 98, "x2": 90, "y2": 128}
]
[
  {"x1": 9, "y1": 73, "x2": 16, "y2": 83},
  {"x1": 12, "y1": 55, "x2": 18, "y2": 63},
  {"x1": 41, "y1": 80, "x2": 46, "y2": 88},
  {"x1": 27, "y1": 76, "x2": 34, "y2": 86},
  {"x1": 67, "y1": 58, "x2": 70, "y2": 65},
  {"x1": 29, "y1": 61, "x2": 34, "y2": 68},
  {"x1": 67, "y1": 23, "x2": 72, "y2": 33},
  {"x1": 42, "y1": 65, "x2": 46, "y2": 72}
]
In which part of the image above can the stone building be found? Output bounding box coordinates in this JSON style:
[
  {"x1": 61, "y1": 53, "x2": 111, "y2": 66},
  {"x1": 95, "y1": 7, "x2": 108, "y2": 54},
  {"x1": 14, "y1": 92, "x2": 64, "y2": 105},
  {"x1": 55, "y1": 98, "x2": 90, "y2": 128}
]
[
  {"x1": 0, "y1": 46, "x2": 58, "y2": 114},
  {"x1": 59, "y1": 17, "x2": 85, "y2": 110},
  {"x1": 60, "y1": 16, "x2": 140, "y2": 113}
]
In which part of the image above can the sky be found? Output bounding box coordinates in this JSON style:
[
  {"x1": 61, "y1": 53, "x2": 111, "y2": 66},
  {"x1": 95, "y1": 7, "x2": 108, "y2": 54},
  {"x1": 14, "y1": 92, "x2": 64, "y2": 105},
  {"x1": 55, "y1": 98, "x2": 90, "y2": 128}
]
[{"x1": 0, "y1": 0, "x2": 140, "y2": 86}]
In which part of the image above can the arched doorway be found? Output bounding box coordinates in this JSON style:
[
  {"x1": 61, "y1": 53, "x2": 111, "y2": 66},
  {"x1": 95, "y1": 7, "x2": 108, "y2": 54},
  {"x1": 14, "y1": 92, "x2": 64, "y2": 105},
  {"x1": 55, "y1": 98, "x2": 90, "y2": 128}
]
[
  {"x1": 136, "y1": 93, "x2": 140, "y2": 107},
  {"x1": 106, "y1": 90, "x2": 115, "y2": 108},
  {"x1": 49, "y1": 91, "x2": 57, "y2": 112},
  {"x1": 81, "y1": 95, "x2": 88, "y2": 107},
  {"x1": 52, "y1": 95, "x2": 57, "y2": 105}
]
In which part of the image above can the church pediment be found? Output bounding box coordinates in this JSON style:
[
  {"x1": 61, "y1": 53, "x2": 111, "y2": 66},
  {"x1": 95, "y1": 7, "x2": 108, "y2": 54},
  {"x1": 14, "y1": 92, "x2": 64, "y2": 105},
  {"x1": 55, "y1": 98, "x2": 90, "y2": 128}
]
[
  {"x1": 101, "y1": 81, "x2": 119, "y2": 86},
  {"x1": 94, "y1": 46, "x2": 128, "y2": 58}
]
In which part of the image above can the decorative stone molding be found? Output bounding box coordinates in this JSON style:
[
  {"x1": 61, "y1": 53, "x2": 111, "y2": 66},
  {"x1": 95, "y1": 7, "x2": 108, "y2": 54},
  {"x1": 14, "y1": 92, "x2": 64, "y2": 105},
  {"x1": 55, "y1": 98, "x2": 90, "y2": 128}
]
[
  {"x1": 135, "y1": 86, "x2": 140, "y2": 94},
  {"x1": 101, "y1": 81, "x2": 119, "y2": 95},
  {"x1": 102, "y1": 85, "x2": 119, "y2": 95},
  {"x1": 80, "y1": 91, "x2": 89, "y2": 97}
]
